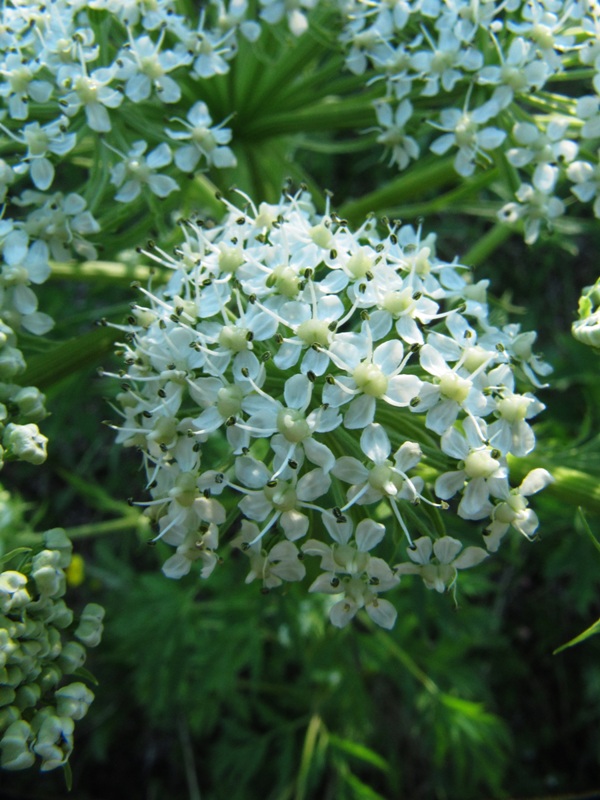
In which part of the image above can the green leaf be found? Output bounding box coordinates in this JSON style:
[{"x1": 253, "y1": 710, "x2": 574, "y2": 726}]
[
  {"x1": 577, "y1": 507, "x2": 600, "y2": 557},
  {"x1": 0, "y1": 546, "x2": 32, "y2": 568},
  {"x1": 72, "y1": 666, "x2": 100, "y2": 686},
  {"x1": 340, "y1": 770, "x2": 388, "y2": 800},
  {"x1": 57, "y1": 468, "x2": 135, "y2": 516},
  {"x1": 21, "y1": 325, "x2": 119, "y2": 390},
  {"x1": 554, "y1": 617, "x2": 600, "y2": 654},
  {"x1": 328, "y1": 735, "x2": 389, "y2": 773},
  {"x1": 63, "y1": 760, "x2": 73, "y2": 791}
]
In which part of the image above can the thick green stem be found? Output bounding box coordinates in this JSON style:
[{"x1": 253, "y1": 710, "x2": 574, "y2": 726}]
[
  {"x1": 243, "y1": 96, "x2": 378, "y2": 140},
  {"x1": 463, "y1": 223, "x2": 512, "y2": 268},
  {"x1": 339, "y1": 157, "x2": 458, "y2": 223}
]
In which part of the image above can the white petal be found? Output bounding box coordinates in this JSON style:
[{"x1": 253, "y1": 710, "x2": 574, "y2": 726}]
[
  {"x1": 385, "y1": 374, "x2": 422, "y2": 406},
  {"x1": 284, "y1": 373, "x2": 311, "y2": 409},
  {"x1": 280, "y1": 510, "x2": 309, "y2": 541},
  {"x1": 235, "y1": 456, "x2": 270, "y2": 488},
  {"x1": 332, "y1": 457, "x2": 369, "y2": 485},
  {"x1": 432, "y1": 536, "x2": 462, "y2": 564},
  {"x1": 366, "y1": 598, "x2": 397, "y2": 629},
  {"x1": 360, "y1": 423, "x2": 391, "y2": 464},
  {"x1": 297, "y1": 468, "x2": 331, "y2": 501},
  {"x1": 520, "y1": 468, "x2": 554, "y2": 496},
  {"x1": 452, "y1": 546, "x2": 488, "y2": 570},
  {"x1": 435, "y1": 470, "x2": 465, "y2": 499},
  {"x1": 355, "y1": 519, "x2": 386, "y2": 552},
  {"x1": 344, "y1": 394, "x2": 375, "y2": 429}
]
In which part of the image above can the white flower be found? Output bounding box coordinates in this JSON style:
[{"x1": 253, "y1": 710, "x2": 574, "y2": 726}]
[
  {"x1": 303, "y1": 517, "x2": 400, "y2": 628},
  {"x1": 232, "y1": 521, "x2": 306, "y2": 588},
  {"x1": 116, "y1": 33, "x2": 190, "y2": 104},
  {"x1": 430, "y1": 100, "x2": 506, "y2": 177},
  {"x1": 57, "y1": 63, "x2": 122, "y2": 132},
  {"x1": 484, "y1": 469, "x2": 554, "y2": 552},
  {"x1": 167, "y1": 101, "x2": 237, "y2": 171},
  {"x1": 373, "y1": 99, "x2": 419, "y2": 169},
  {"x1": 395, "y1": 536, "x2": 488, "y2": 592},
  {"x1": 7, "y1": 117, "x2": 76, "y2": 191},
  {"x1": 435, "y1": 416, "x2": 507, "y2": 520},
  {"x1": 498, "y1": 182, "x2": 565, "y2": 244},
  {"x1": 109, "y1": 141, "x2": 179, "y2": 202},
  {"x1": 567, "y1": 153, "x2": 600, "y2": 217}
]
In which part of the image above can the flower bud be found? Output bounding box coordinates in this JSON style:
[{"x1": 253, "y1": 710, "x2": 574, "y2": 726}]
[
  {"x1": 75, "y1": 603, "x2": 104, "y2": 648},
  {"x1": 0, "y1": 571, "x2": 30, "y2": 613},
  {"x1": 0, "y1": 346, "x2": 26, "y2": 379},
  {"x1": 31, "y1": 550, "x2": 65, "y2": 598},
  {"x1": 57, "y1": 641, "x2": 86, "y2": 674},
  {"x1": 43, "y1": 529, "x2": 73, "y2": 569},
  {"x1": 0, "y1": 720, "x2": 35, "y2": 770},
  {"x1": 3, "y1": 423, "x2": 48, "y2": 465},
  {"x1": 32, "y1": 714, "x2": 74, "y2": 771},
  {"x1": 11, "y1": 386, "x2": 46, "y2": 423},
  {"x1": 15, "y1": 683, "x2": 41, "y2": 711},
  {"x1": 55, "y1": 683, "x2": 94, "y2": 721}
]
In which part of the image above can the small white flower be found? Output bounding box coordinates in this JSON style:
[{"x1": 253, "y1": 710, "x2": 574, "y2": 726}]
[
  {"x1": 110, "y1": 140, "x2": 179, "y2": 202},
  {"x1": 395, "y1": 535, "x2": 488, "y2": 592},
  {"x1": 167, "y1": 101, "x2": 237, "y2": 171}
]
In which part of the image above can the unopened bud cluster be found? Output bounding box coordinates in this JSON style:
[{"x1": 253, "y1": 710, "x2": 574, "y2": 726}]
[
  {"x1": 572, "y1": 277, "x2": 600, "y2": 351},
  {"x1": 0, "y1": 529, "x2": 103, "y2": 771},
  {"x1": 0, "y1": 320, "x2": 47, "y2": 468},
  {"x1": 109, "y1": 189, "x2": 552, "y2": 629}
]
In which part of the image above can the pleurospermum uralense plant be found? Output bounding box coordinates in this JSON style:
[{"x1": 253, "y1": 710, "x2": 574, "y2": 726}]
[
  {"x1": 105, "y1": 189, "x2": 553, "y2": 629},
  {"x1": 2, "y1": 0, "x2": 600, "y2": 785}
]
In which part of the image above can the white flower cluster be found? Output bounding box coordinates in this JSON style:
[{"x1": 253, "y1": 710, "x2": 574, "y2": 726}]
[
  {"x1": 0, "y1": 529, "x2": 104, "y2": 772},
  {"x1": 0, "y1": 0, "x2": 262, "y2": 462},
  {"x1": 336, "y1": 0, "x2": 600, "y2": 241},
  {"x1": 109, "y1": 190, "x2": 552, "y2": 629}
]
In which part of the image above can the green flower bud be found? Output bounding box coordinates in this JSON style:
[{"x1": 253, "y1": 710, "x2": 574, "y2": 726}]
[
  {"x1": 75, "y1": 603, "x2": 105, "y2": 648},
  {"x1": 0, "y1": 720, "x2": 34, "y2": 770},
  {"x1": 573, "y1": 278, "x2": 600, "y2": 350},
  {"x1": 4, "y1": 664, "x2": 24, "y2": 688},
  {"x1": 31, "y1": 550, "x2": 65, "y2": 598},
  {"x1": 38, "y1": 664, "x2": 62, "y2": 693},
  {"x1": 46, "y1": 599, "x2": 74, "y2": 629},
  {"x1": 43, "y1": 529, "x2": 73, "y2": 569},
  {"x1": 0, "y1": 571, "x2": 30, "y2": 613},
  {"x1": 15, "y1": 683, "x2": 41, "y2": 712},
  {"x1": 0, "y1": 705, "x2": 21, "y2": 733},
  {"x1": 0, "y1": 628, "x2": 16, "y2": 668},
  {"x1": 3, "y1": 423, "x2": 48, "y2": 465},
  {"x1": 0, "y1": 687, "x2": 17, "y2": 707},
  {"x1": 0, "y1": 347, "x2": 26, "y2": 379},
  {"x1": 57, "y1": 641, "x2": 86, "y2": 674},
  {"x1": 11, "y1": 386, "x2": 46, "y2": 423},
  {"x1": 32, "y1": 714, "x2": 74, "y2": 772},
  {"x1": 55, "y1": 683, "x2": 94, "y2": 721}
]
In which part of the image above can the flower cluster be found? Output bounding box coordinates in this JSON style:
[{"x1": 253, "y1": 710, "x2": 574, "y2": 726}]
[
  {"x1": 0, "y1": 1, "x2": 250, "y2": 462},
  {"x1": 336, "y1": 0, "x2": 600, "y2": 241},
  {"x1": 108, "y1": 189, "x2": 552, "y2": 629},
  {"x1": 0, "y1": 529, "x2": 103, "y2": 772}
]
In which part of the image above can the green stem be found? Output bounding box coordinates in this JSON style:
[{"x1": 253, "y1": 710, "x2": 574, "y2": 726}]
[
  {"x1": 21, "y1": 325, "x2": 120, "y2": 390},
  {"x1": 339, "y1": 157, "x2": 457, "y2": 223},
  {"x1": 243, "y1": 10, "x2": 337, "y2": 118},
  {"x1": 243, "y1": 96, "x2": 378, "y2": 140},
  {"x1": 64, "y1": 516, "x2": 150, "y2": 540},
  {"x1": 463, "y1": 223, "x2": 512, "y2": 268},
  {"x1": 372, "y1": 627, "x2": 440, "y2": 695},
  {"x1": 49, "y1": 260, "x2": 156, "y2": 283}
]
